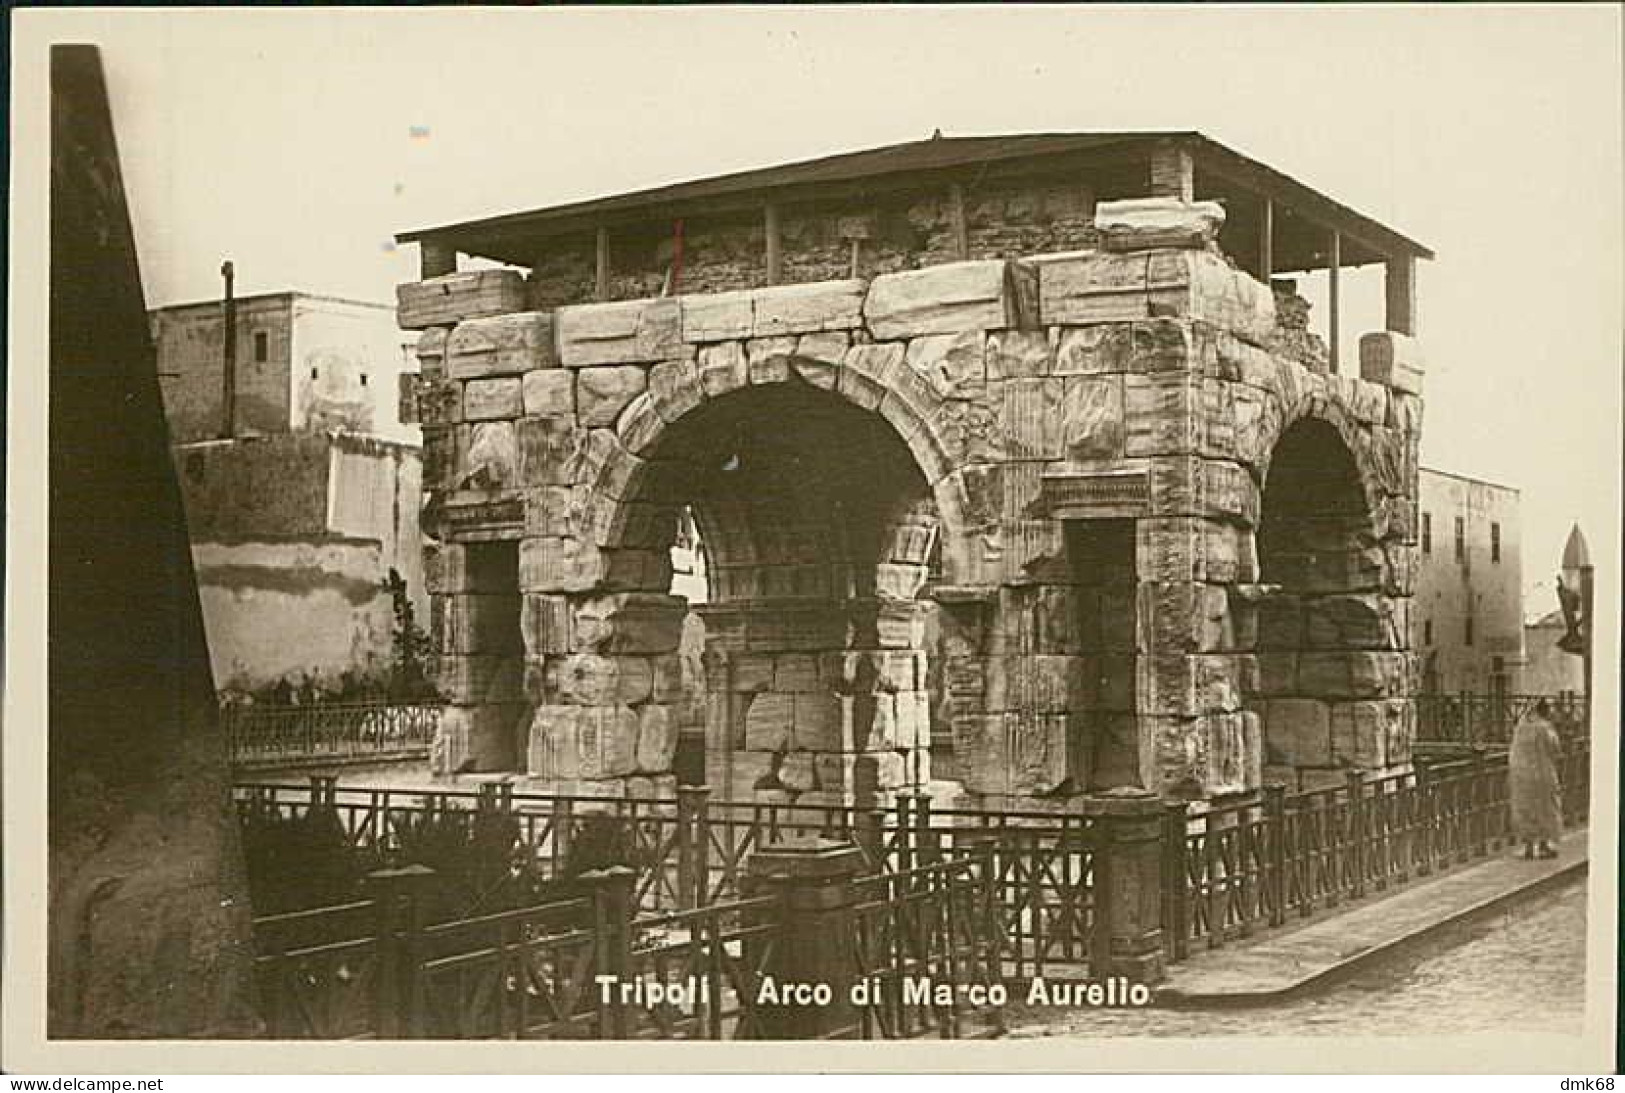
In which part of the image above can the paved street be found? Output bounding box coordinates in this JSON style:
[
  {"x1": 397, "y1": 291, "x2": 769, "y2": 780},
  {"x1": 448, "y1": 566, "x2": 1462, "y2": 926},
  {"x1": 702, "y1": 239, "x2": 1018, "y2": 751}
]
[{"x1": 1007, "y1": 879, "x2": 1588, "y2": 1038}]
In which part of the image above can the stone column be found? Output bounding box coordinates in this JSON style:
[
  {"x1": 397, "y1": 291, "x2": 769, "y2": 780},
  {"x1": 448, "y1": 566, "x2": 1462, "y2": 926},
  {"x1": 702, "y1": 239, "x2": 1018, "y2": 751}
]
[
  {"x1": 1085, "y1": 787, "x2": 1168, "y2": 983},
  {"x1": 743, "y1": 839, "x2": 866, "y2": 1039}
]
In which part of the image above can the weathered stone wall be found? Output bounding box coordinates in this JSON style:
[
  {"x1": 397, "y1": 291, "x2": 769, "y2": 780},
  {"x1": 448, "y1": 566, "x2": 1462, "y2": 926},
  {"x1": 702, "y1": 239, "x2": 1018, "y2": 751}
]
[
  {"x1": 1266, "y1": 280, "x2": 1330, "y2": 371},
  {"x1": 153, "y1": 295, "x2": 297, "y2": 442},
  {"x1": 524, "y1": 179, "x2": 1102, "y2": 309},
  {"x1": 194, "y1": 537, "x2": 397, "y2": 694},
  {"x1": 173, "y1": 432, "x2": 333, "y2": 540},
  {"x1": 400, "y1": 196, "x2": 1423, "y2": 805},
  {"x1": 1252, "y1": 412, "x2": 1418, "y2": 791},
  {"x1": 174, "y1": 432, "x2": 429, "y2": 698}
]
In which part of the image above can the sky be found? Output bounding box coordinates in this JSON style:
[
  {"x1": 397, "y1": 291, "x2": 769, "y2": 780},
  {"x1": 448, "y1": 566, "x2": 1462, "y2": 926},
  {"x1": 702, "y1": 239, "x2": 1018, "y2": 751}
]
[{"x1": 20, "y1": 5, "x2": 1623, "y2": 611}]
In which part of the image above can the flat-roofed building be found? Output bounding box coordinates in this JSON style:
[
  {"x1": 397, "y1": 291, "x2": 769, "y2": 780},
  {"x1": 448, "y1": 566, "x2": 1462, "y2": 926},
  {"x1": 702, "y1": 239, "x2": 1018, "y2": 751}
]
[{"x1": 1412, "y1": 467, "x2": 1523, "y2": 695}]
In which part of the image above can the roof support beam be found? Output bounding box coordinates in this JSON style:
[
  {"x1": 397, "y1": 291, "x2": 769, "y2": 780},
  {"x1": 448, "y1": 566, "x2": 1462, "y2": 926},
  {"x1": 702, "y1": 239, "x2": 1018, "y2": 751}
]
[
  {"x1": 1188, "y1": 149, "x2": 1427, "y2": 267},
  {"x1": 1328, "y1": 229, "x2": 1342, "y2": 373},
  {"x1": 1385, "y1": 254, "x2": 1416, "y2": 336},
  {"x1": 764, "y1": 203, "x2": 782, "y2": 285}
]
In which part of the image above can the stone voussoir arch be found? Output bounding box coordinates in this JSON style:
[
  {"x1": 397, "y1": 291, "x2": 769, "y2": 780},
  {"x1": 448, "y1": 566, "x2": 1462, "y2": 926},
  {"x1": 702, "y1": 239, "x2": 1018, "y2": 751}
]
[
  {"x1": 577, "y1": 343, "x2": 978, "y2": 584},
  {"x1": 1256, "y1": 375, "x2": 1410, "y2": 528}
]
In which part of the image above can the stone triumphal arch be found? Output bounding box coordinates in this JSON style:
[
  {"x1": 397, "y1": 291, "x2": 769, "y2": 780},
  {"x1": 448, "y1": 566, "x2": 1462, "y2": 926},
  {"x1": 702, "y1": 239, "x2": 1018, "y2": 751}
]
[{"x1": 398, "y1": 131, "x2": 1428, "y2": 807}]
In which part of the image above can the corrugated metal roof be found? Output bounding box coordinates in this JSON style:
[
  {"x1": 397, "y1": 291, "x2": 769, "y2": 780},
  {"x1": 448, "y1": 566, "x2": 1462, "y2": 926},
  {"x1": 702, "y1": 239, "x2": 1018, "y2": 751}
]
[{"x1": 398, "y1": 130, "x2": 1432, "y2": 264}]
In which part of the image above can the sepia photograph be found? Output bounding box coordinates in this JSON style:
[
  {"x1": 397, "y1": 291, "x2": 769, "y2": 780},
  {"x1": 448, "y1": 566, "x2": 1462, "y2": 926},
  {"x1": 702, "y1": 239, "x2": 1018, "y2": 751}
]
[{"x1": 4, "y1": 3, "x2": 1620, "y2": 1077}]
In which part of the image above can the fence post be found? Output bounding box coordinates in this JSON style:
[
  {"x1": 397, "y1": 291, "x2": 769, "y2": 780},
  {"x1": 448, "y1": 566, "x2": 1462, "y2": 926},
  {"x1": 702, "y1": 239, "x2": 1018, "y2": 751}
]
[
  {"x1": 362, "y1": 863, "x2": 435, "y2": 1039},
  {"x1": 893, "y1": 794, "x2": 914, "y2": 874},
  {"x1": 856, "y1": 808, "x2": 886, "y2": 873},
  {"x1": 1236, "y1": 802, "x2": 1257, "y2": 940},
  {"x1": 1414, "y1": 760, "x2": 1435, "y2": 876},
  {"x1": 1471, "y1": 748, "x2": 1491, "y2": 857},
  {"x1": 1454, "y1": 760, "x2": 1472, "y2": 865},
  {"x1": 742, "y1": 840, "x2": 867, "y2": 1039},
  {"x1": 677, "y1": 784, "x2": 711, "y2": 909},
  {"x1": 1263, "y1": 783, "x2": 1287, "y2": 927},
  {"x1": 976, "y1": 839, "x2": 1001, "y2": 976},
  {"x1": 1083, "y1": 788, "x2": 1166, "y2": 984},
  {"x1": 912, "y1": 791, "x2": 938, "y2": 865},
  {"x1": 309, "y1": 773, "x2": 337, "y2": 809},
  {"x1": 587, "y1": 865, "x2": 635, "y2": 1039},
  {"x1": 1345, "y1": 770, "x2": 1366, "y2": 901},
  {"x1": 552, "y1": 797, "x2": 574, "y2": 875},
  {"x1": 1577, "y1": 735, "x2": 1590, "y2": 825},
  {"x1": 1160, "y1": 799, "x2": 1189, "y2": 964}
]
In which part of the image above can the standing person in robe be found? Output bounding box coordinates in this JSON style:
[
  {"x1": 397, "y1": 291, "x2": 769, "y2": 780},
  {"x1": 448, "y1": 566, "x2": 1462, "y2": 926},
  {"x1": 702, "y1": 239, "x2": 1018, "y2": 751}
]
[{"x1": 1509, "y1": 699, "x2": 1564, "y2": 859}]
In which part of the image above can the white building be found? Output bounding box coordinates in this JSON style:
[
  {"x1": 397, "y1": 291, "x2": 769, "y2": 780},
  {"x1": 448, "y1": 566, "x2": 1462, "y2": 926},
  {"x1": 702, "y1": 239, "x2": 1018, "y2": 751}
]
[{"x1": 1412, "y1": 467, "x2": 1523, "y2": 694}]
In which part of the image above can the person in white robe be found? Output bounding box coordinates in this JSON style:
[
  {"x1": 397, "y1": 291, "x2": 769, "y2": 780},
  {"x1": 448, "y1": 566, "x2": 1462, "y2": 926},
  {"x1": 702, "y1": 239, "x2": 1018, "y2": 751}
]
[{"x1": 1509, "y1": 699, "x2": 1564, "y2": 859}]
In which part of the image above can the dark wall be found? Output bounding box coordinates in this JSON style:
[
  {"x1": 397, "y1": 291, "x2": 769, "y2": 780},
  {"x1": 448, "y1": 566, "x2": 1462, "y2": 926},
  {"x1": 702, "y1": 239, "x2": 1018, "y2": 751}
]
[
  {"x1": 48, "y1": 44, "x2": 258, "y2": 1037},
  {"x1": 174, "y1": 432, "x2": 331, "y2": 541}
]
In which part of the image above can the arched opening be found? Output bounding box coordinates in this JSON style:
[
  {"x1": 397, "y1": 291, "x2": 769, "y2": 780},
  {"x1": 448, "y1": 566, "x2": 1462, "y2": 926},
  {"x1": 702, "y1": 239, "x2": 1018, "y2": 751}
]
[
  {"x1": 612, "y1": 380, "x2": 942, "y2": 806},
  {"x1": 1253, "y1": 417, "x2": 1399, "y2": 791}
]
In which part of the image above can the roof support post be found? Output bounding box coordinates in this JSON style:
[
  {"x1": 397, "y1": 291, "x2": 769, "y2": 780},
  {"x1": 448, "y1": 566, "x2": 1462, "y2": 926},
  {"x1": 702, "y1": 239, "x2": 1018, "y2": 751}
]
[
  {"x1": 595, "y1": 227, "x2": 610, "y2": 301},
  {"x1": 1257, "y1": 197, "x2": 1274, "y2": 283},
  {"x1": 1328, "y1": 229, "x2": 1342, "y2": 373},
  {"x1": 949, "y1": 182, "x2": 969, "y2": 259},
  {"x1": 420, "y1": 240, "x2": 456, "y2": 279},
  {"x1": 764, "y1": 203, "x2": 782, "y2": 285},
  {"x1": 1149, "y1": 141, "x2": 1194, "y2": 202},
  {"x1": 1385, "y1": 255, "x2": 1416, "y2": 336}
]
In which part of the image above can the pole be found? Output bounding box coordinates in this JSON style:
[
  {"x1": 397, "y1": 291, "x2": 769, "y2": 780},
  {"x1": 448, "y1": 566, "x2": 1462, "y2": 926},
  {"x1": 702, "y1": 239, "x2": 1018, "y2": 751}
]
[
  {"x1": 764, "y1": 204, "x2": 782, "y2": 285},
  {"x1": 219, "y1": 260, "x2": 236, "y2": 439},
  {"x1": 1327, "y1": 230, "x2": 1341, "y2": 373},
  {"x1": 1581, "y1": 561, "x2": 1594, "y2": 727}
]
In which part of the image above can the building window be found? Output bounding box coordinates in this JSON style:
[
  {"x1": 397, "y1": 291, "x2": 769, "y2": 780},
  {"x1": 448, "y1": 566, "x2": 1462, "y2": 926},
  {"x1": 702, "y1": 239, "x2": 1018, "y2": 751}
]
[
  {"x1": 1465, "y1": 616, "x2": 1474, "y2": 647},
  {"x1": 359, "y1": 373, "x2": 368, "y2": 387},
  {"x1": 1454, "y1": 516, "x2": 1465, "y2": 562},
  {"x1": 1421, "y1": 512, "x2": 1432, "y2": 555},
  {"x1": 1491, "y1": 522, "x2": 1501, "y2": 563},
  {"x1": 253, "y1": 331, "x2": 268, "y2": 362},
  {"x1": 311, "y1": 367, "x2": 319, "y2": 380},
  {"x1": 1423, "y1": 618, "x2": 1433, "y2": 646}
]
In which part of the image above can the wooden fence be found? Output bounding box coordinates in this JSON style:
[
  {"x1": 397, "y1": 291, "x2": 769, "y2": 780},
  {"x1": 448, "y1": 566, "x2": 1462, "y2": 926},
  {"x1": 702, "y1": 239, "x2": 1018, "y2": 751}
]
[
  {"x1": 249, "y1": 853, "x2": 1000, "y2": 1040},
  {"x1": 1165, "y1": 736, "x2": 1590, "y2": 960},
  {"x1": 843, "y1": 853, "x2": 1006, "y2": 1039},
  {"x1": 240, "y1": 724, "x2": 1593, "y2": 1026},
  {"x1": 236, "y1": 780, "x2": 1096, "y2": 969}
]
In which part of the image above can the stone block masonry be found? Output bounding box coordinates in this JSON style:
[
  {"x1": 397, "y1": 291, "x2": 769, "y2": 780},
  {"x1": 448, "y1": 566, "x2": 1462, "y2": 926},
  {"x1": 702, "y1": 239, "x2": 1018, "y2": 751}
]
[{"x1": 403, "y1": 194, "x2": 1423, "y2": 806}]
